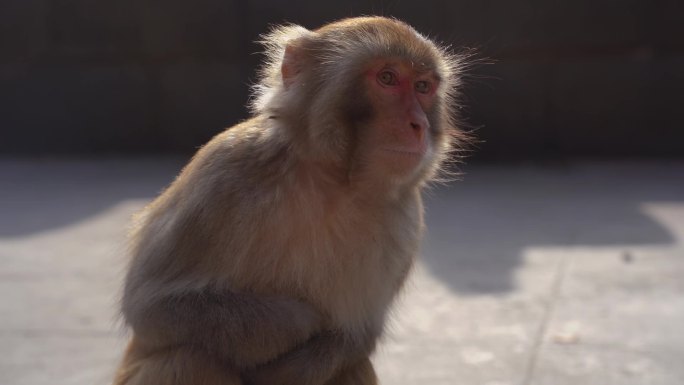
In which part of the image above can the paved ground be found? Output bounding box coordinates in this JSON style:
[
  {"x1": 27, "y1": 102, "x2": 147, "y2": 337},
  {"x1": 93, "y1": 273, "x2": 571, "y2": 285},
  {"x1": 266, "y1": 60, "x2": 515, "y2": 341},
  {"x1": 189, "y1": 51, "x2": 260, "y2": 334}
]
[{"x1": 1, "y1": 159, "x2": 683, "y2": 385}]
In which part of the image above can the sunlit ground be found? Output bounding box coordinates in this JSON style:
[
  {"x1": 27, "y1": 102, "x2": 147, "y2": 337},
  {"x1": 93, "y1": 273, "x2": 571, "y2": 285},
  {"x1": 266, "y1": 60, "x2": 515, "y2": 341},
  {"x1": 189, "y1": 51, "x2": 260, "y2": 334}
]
[{"x1": 1, "y1": 159, "x2": 683, "y2": 385}]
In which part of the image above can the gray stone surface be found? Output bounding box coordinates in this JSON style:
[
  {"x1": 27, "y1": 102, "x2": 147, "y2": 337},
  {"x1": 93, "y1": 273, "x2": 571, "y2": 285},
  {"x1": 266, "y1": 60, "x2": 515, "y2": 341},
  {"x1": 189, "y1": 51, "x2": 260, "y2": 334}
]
[{"x1": 1, "y1": 159, "x2": 683, "y2": 385}]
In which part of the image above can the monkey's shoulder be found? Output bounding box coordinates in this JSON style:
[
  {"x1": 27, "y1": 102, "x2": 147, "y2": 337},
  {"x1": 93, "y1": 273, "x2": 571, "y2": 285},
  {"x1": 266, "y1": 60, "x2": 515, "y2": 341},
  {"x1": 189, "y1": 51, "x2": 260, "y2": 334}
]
[{"x1": 200, "y1": 118, "x2": 290, "y2": 177}]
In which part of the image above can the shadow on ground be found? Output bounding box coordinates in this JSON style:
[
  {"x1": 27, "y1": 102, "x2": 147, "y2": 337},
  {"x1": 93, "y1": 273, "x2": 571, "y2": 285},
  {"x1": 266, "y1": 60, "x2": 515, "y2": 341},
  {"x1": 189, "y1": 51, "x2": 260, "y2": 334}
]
[
  {"x1": 422, "y1": 162, "x2": 684, "y2": 294},
  {"x1": 0, "y1": 158, "x2": 186, "y2": 237}
]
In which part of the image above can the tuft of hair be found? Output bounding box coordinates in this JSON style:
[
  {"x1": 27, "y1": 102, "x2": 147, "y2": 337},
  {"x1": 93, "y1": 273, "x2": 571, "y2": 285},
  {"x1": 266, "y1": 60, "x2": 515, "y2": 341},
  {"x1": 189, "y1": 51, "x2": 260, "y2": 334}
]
[{"x1": 250, "y1": 16, "x2": 472, "y2": 181}]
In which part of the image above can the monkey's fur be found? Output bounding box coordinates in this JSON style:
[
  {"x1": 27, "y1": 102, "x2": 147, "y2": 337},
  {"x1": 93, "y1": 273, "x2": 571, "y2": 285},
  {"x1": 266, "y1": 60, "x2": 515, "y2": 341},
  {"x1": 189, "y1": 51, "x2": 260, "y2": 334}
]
[{"x1": 113, "y1": 17, "x2": 466, "y2": 385}]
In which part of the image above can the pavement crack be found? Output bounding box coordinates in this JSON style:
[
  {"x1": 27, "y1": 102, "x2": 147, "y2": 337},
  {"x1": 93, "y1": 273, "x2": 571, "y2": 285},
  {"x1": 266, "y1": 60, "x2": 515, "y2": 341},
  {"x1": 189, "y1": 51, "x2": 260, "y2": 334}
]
[{"x1": 520, "y1": 249, "x2": 572, "y2": 385}]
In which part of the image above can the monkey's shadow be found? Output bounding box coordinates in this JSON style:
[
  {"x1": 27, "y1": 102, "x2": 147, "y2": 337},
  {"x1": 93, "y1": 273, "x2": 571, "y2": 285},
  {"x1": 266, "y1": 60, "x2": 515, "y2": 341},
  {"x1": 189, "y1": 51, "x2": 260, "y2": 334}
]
[{"x1": 421, "y1": 162, "x2": 683, "y2": 294}]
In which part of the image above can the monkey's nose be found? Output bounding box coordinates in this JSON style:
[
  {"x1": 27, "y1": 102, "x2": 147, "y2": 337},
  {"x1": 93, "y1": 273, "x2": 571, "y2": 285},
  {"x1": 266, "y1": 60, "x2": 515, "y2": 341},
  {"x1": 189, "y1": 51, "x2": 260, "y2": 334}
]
[
  {"x1": 407, "y1": 99, "x2": 429, "y2": 140},
  {"x1": 408, "y1": 107, "x2": 430, "y2": 131},
  {"x1": 409, "y1": 121, "x2": 426, "y2": 142}
]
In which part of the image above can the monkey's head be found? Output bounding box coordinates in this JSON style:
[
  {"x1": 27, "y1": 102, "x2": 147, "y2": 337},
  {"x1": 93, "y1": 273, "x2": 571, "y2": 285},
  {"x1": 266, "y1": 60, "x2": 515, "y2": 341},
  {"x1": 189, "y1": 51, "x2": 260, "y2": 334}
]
[{"x1": 252, "y1": 17, "x2": 466, "y2": 189}]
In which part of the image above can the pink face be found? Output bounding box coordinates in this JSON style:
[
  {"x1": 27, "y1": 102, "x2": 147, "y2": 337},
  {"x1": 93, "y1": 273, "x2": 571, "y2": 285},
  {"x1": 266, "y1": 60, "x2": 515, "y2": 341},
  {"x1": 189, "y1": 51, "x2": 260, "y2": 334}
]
[{"x1": 363, "y1": 59, "x2": 440, "y2": 177}]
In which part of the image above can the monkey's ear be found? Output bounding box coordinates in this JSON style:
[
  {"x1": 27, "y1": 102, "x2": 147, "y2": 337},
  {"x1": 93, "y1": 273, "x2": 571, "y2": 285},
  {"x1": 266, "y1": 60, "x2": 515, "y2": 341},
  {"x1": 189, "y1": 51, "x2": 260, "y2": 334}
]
[{"x1": 281, "y1": 42, "x2": 306, "y2": 88}]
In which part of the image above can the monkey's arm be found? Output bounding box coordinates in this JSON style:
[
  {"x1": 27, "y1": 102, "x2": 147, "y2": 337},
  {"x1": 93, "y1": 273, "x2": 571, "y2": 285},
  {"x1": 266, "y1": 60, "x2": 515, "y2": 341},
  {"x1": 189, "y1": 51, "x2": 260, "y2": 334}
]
[
  {"x1": 244, "y1": 328, "x2": 378, "y2": 385},
  {"x1": 123, "y1": 287, "x2": 322, "y2": 368}
]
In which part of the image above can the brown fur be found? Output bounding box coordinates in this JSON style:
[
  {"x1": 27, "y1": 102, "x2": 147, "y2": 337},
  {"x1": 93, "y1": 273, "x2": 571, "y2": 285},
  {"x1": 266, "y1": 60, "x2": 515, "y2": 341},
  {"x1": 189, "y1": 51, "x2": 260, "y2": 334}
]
[{"x1": 113, "y1": 16, "x2": 465, "y2": 385}]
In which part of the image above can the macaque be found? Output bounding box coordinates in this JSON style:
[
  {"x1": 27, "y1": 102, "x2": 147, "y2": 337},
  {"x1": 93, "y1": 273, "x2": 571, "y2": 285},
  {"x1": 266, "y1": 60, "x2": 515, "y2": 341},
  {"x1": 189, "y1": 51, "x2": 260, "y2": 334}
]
[{"x1": 113, "y1": 16, "x2": 466, "y2": 385}]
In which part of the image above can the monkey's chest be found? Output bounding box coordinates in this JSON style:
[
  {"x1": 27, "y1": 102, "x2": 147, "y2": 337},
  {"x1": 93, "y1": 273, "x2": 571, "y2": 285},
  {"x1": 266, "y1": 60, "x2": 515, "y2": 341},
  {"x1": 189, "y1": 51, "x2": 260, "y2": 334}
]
[
  {"x1": 278, "y1": 224, "x2": 417, "y2": 331},
  {"x1": 227, "y1": 186, "x2": 424, "y2": 331},
  {"x1": 324, "y1": 252, "x2": 413, "y2": 331}
]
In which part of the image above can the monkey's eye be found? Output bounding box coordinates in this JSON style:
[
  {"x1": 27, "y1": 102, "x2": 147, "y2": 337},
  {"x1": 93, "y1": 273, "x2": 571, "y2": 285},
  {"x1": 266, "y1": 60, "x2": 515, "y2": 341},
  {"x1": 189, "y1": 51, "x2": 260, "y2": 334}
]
[
  {"x1": 378, "y1": 71, "x2": 398, "y2": 86},
  {"x1": 415, "y1": 80, "x2": 431, "y2": 94}
]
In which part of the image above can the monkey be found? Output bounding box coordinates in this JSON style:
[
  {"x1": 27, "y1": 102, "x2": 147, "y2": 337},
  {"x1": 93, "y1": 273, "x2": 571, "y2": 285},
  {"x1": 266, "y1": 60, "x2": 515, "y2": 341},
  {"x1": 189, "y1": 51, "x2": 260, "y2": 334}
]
[{"x1": 112, "y1": 16, "x2": 467, "y2": 385}]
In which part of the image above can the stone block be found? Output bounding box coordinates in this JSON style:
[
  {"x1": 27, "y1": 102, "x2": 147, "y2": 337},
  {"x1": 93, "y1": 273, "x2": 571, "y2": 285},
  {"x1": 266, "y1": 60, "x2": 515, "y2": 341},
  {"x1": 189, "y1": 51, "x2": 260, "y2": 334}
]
[
  {"x1": 464, "y1": 60, "x2": 553, "y2": 160},
  {"x1": 0, "y1": 0, "x2": 50, "y2": 58},
  {"x1": 0, "y1": 64, "x2": 149, "y2": 154},
  {"x1": 155, "y1": 60, "x2": 249, "y2": 151},
  {"x1": 46, "y1": 0, "x2": 140, "y2": 58},
  {"x1": 551, "y1": 56, "x2": 684, "y2": 157},
  {"x1": 136, "y1": 0, "x2": 241, "y2": 59}
]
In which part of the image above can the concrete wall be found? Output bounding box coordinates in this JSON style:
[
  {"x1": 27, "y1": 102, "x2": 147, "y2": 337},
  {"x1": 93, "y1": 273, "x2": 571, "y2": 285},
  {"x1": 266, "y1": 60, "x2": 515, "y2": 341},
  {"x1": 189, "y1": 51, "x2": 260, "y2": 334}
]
[{"x1": 1, "y1": 0, "x2": 683, "y2": 159}]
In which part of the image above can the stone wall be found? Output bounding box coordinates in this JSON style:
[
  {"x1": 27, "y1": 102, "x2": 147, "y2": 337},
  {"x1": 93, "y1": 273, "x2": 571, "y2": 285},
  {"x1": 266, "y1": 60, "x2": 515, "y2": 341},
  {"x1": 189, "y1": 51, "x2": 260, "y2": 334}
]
[{"x1": 1, "y1": 0, "x2": 682, "y2": 159}]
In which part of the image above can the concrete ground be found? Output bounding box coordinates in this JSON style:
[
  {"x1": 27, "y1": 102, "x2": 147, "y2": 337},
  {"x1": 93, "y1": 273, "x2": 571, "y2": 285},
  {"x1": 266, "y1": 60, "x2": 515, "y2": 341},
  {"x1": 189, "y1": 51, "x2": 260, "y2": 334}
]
[{"x1": 1, "y1": 159, "x2": 683, "y2": 385}]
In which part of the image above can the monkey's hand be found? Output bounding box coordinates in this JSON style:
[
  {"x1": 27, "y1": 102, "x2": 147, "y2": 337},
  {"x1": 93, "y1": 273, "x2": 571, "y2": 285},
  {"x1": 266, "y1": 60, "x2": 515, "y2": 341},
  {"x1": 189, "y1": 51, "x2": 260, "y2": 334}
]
[
  {"x1": 243, "y1": 329, "x2": 376, "y2": 385},
  {"x1": 123, "y1": 288, "x2": 324, "y2": 369},
  {"x1": 222, "y1": 295, "x2": 326, "y2": 368}
]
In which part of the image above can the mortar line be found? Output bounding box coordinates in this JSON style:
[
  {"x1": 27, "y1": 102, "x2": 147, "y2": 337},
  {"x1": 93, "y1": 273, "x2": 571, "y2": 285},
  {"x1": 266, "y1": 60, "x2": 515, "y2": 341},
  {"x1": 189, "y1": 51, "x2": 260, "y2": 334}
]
[{"x1": 520, "y1": 249, "x2": 572, "y2": 385}]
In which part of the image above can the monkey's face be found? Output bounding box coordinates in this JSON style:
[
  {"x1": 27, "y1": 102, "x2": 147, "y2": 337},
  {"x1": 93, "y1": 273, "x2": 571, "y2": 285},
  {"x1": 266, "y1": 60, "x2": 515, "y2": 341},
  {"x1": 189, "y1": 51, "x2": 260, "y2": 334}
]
[{"x1": 356, "y1": 58, "x2": 442, "y2": 183}]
